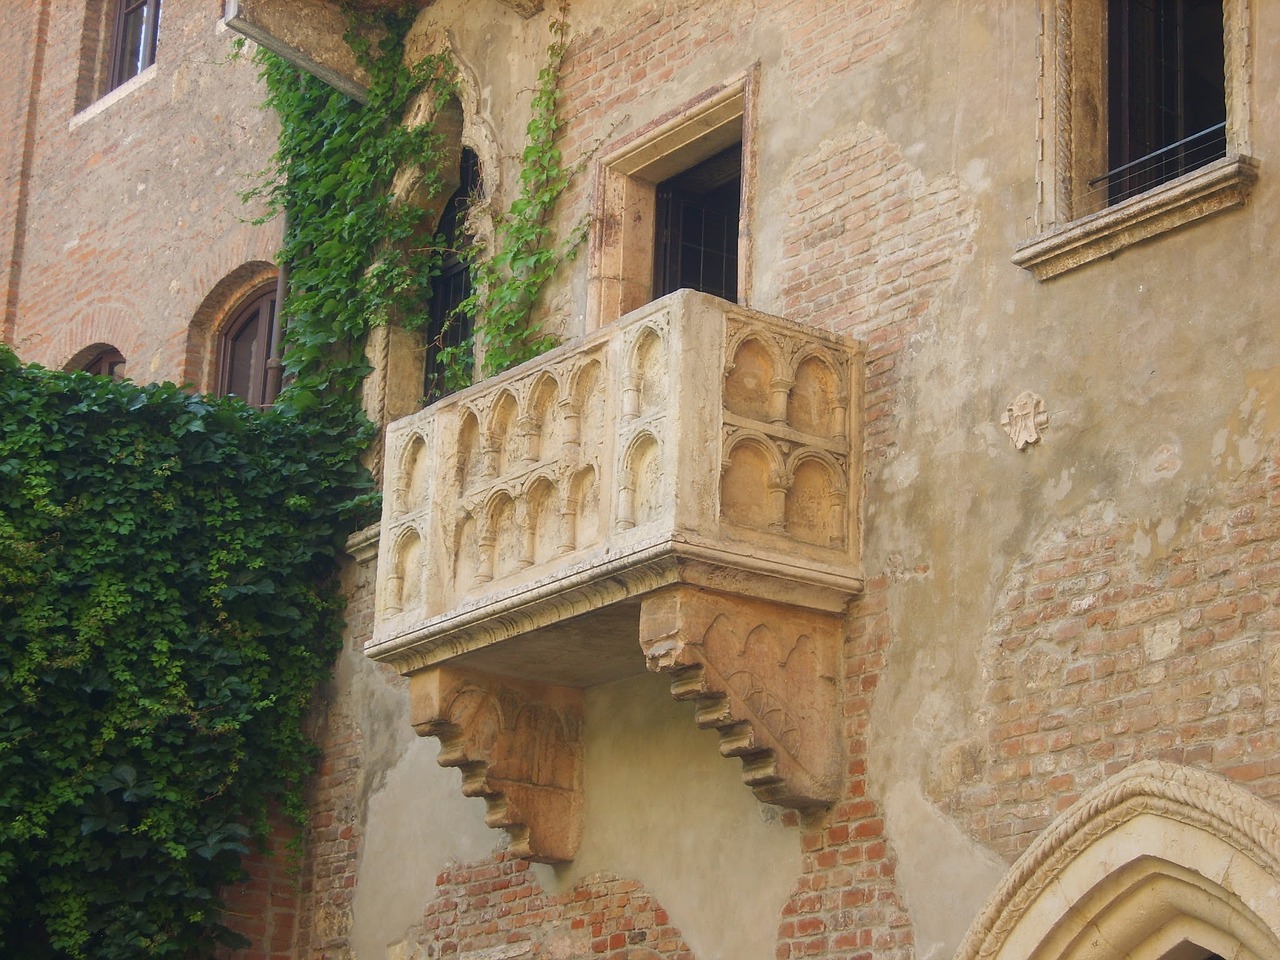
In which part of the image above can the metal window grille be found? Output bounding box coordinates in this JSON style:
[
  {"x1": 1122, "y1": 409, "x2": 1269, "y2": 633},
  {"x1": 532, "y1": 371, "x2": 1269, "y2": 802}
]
[
  {"x1": 424, "y1": 148, "x2": 482, "y2": 403},
  {"x1": 1095, "y1": 0, "x2": 1226, "y2": 205},
  {"x1": 653, "y1": 144, "x2": 742, "y2": 303}
]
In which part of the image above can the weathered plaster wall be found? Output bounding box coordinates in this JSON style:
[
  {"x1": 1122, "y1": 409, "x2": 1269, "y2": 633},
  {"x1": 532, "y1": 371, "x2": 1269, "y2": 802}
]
[
  {"x1": 6, "y1": 0, "x2": 1277, "y2": 958},
  {"x1": 539, "y1": 674, "x2": 801, "y2": 960}
]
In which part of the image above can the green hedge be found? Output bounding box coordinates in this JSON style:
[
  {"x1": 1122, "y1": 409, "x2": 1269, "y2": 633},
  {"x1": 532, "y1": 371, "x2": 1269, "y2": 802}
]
[{"x1": 0, "y1": 348, "x2": 373, "y2": 958}]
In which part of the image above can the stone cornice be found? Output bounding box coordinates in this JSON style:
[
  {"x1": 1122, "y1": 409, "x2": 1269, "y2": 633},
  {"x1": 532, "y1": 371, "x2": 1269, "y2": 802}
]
[{"x1": 1013, "y1": 155, "x2": 1258, "y2": 280}]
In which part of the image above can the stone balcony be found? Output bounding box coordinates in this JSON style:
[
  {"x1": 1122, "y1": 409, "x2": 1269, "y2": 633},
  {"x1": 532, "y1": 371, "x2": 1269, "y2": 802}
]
[{"x1": 370, "y1": 289, "x2": 864, "y2": 861}]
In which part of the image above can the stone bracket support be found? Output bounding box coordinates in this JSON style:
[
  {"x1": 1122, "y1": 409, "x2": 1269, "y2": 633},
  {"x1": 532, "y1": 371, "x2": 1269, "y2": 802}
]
[
  {"x1": 638, "y1": 585, "x2": 842, "y2": 809},
  {"x1": 409, "y1": 665, "x2": 584, "y2": 863}
]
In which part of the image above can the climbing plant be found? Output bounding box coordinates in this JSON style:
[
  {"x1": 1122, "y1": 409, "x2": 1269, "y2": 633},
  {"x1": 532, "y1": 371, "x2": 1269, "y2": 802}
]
[
  {"x1": 447, "y1": 10, "x2": 588, "y2": 385},
  {"x1": 253, "y1": 7, "x2": 585, "y2": 402},
  {"x1": 0, "y1": 8, "x2": 588, "y2": 958},
  {"x1": 249, "y1": 12, "x2": 459, "y2": 413},
  {"x1": 0, "y1": 348, "x2": 373, "y2": 958}
]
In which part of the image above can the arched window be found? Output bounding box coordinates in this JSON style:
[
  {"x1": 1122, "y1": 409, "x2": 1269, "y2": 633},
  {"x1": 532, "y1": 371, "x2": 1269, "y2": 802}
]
[
  {"x1": 80, "y1": 346, "x2": 127, "y2": 380},
  {"x1": 423, "y1": 147, "x2": 481, "y2": 403},
  {"x1": 956, "y1": 761, "x2": 1280, "y2": 960},
  {"x1": 218, "y1": 285, "x2": 279, "y2": 408}
]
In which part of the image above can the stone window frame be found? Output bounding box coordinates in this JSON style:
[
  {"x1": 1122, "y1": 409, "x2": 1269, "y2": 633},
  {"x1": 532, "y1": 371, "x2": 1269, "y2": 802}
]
[
  {"x1": 1013, "y1": 0, "x2": 1257, "y2": 280},
  {"x1": 955, "y1": 761, "x2": 1280, "y2": 960},
  {"x1": 71, "y1": 0, "x2": 161, "y2": 123},
  {"x1": 587, "y1": 67, "x2": 759, "y2": 328}
]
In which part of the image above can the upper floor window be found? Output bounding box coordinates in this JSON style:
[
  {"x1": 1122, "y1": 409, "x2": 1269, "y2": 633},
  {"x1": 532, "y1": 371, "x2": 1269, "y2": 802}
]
[
  {"x1": 590, "y1": 73, "x2": 755, "y2": 325},
  {"x1": 1098, "y1": 0, "x2": 1226, "y2": 206},
  {"x1": 423, "y1": 147, "x2": 481, "y2": 403},
  {"x1": 218, "y1": 285, "x2": 279, "y2": 408},
  {"x1": 111, "y1": 0, "x2": 161, "y2": 91},
  {"x1": 1012, "y1": 0, "x2": 1255, "y2": 280}
]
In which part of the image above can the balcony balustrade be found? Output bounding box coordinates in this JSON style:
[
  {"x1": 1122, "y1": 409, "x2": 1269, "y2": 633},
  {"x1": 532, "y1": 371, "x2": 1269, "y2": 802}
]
[{"x1": 370, "y1": 289, "x2": 864, "y2": 861}]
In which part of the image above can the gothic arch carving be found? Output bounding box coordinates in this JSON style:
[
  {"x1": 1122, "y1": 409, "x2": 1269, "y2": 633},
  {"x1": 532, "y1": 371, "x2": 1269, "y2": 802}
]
[
  {"x1": 787, "y1": 350, "x2": 840, "y2": 438},
  {"x1": 955, "y1": 760, "x2": 1280, "y2": 960},
  {"x1": 721, "y1": 432, "x2": 786, "y2": 531},
  {"x1": 724, "y1": 335, "x2": 780, "y2": 422},
  {"x1": 393, "y1": 431, "x2": 431, "y2": 517}
]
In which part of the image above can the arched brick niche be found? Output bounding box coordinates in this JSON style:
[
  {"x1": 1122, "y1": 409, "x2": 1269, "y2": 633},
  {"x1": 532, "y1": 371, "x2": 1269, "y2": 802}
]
[
  {"x1": 955, "y1": 760, "x2": 1280, "y2": 960},
  {"x1": 185, "y1": 261, "x2": 278, "y2": 394}
]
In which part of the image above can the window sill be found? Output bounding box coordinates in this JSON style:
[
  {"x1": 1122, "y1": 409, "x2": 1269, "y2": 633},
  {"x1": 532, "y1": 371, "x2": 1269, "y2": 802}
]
[
  {"x1": 69, "y1": 64, "x2": 157, "y2": 130},
  {"x1": 1012, "y1": 155, "x2": 1259, "y2": 281}
]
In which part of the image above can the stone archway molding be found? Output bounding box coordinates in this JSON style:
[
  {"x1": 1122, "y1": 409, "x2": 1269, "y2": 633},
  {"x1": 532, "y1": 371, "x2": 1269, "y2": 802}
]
[{"x1": 954, "y1": 760, "x2": 1280, "y2": 960}]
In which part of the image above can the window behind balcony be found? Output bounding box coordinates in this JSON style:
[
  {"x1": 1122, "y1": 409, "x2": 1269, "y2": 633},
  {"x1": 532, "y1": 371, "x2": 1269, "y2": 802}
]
[
  {"x1": 423, "y1": 148, "x2": 481, "y2": 403},
  {"x1": 653, "y1": 143, "x2": 742, "y2": 303},
  {"x1": 1100, "y1": 0, "x2": 1225, "y2": 205}
]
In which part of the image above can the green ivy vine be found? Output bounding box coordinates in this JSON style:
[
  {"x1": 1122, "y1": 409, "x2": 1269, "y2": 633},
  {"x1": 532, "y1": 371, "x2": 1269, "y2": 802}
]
[
  {"x1": 0, "y1": 347, "x2": 373, "y2": 958},
  {"x1": 0, "y1": 9, "x2": 586, "y2": 958},
  {"x1": 446, "y1": 11, "x2": 588, "y2": 386},
  {"x1": 253, "y1": 8, "x2": 584, "y2": 404},
  {"x1": 249, "y1": 13, "x2": 459, "y2": 413}
]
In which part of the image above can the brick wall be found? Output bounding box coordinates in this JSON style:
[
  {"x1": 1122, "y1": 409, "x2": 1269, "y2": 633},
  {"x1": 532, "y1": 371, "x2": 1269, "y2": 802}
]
[
  {"x1": 418, "y1": 856, "x2": 694, "y2": 960},
  {"x1": 220, "y1": 816, "x2": 302, "y2": 960},
  {"x1": 0, "y1": 0, "x2": 45, "y2": 341},
  {"x1": 5, "y1": 0, "x2": 279, "y2": 379},
  {"x1": 937, "y1": 445, "x2": 1280, "y2": 861},
  {"x1": 773, "y1": 575, "x2": 913, "y2": 960},
  {"x1": 282, "y1": 4, "x2": 978, "y2": 959}
]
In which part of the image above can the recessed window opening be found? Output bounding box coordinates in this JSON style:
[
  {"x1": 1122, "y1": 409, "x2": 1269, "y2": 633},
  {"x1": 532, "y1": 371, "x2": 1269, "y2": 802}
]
[
  {"x1": 1089, "y1": 0, "x2": 1225, "y2": 207},
  {"x1": 219, "y1": 285, "x2": 279, "y2": 408},
  {"x1": 112, "y1": 0, "x2": 162, "y2": 91},
  {"x1": 654, "y1": 142, "x2": 742, "y2": 302},
  {"x1": 81, "y1": 346, "x2": 127, "y2": 380},
  {"x1": 423, "y1": 147, "x2": 481, "y2": 403},
  {"x1": 1157, "y1": 944, "x2": 1226, "y2": 960},
  {"x1": 590, "y1": 75, "x2": 754, "y2": 326}
]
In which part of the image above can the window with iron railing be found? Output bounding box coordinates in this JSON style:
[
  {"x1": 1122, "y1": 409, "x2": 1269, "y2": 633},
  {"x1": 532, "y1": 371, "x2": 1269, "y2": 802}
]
[
  {"x1": 1092, "y1": 0, "x2": 1226, "y2": 207},
  {"x1": 1012, "y1": 0, "x2": 1253, "y2": 280}
]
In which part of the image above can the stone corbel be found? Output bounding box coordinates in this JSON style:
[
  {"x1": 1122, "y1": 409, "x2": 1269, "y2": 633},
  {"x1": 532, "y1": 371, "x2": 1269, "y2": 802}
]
[
  {"x1": 638, "y1": 585, "x2": 841, "y2": 809},
  {"x1": 409, "y1": 665, "x2": 583, "y2": 863}
]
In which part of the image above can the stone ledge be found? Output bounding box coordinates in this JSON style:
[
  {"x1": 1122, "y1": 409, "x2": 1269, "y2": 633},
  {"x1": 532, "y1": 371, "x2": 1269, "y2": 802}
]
[{"x1": 1012, "y1": 156, "x2": 1259, "y2": 281}]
